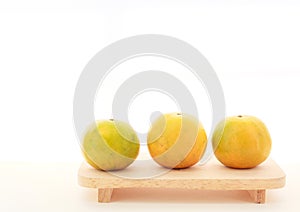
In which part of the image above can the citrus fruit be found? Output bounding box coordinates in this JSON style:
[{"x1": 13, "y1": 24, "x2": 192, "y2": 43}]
[
  {"x1": 212, "y1": 115, "x2": 272, "y2": 169},
  {"x1": 82, "y1": 119, "x2": 140, "y2": 171},
  {"x1": 147, "y1": 113, "x2": 207, "y2": 169}
]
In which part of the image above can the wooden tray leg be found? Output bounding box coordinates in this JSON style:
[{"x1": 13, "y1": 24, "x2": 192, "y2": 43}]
[
  {"x1": 98, "y1": 188, "x2": 114, "y2": 203},
  {"x1": 247, "y1": 190, "x2": 266, "y2": 204}
]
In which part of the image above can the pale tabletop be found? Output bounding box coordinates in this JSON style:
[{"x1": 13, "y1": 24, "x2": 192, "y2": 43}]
[{"x1": 1, "y1": 161, "x2": 299, "y2": 212}]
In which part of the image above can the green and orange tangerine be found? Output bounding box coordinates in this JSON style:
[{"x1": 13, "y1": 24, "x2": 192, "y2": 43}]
[
  {"x1": 82, "y1": 119, "x2": 140, "y2": 171},
  {"x1": 147, "y1": 112, "x2": 207, "y2": 169},
  {"x1": 212, "y1": 115, "x2": 272, "y2": 169}
]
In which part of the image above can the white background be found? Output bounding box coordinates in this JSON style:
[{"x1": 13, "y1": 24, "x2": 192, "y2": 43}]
[
  {"x1": 1, "y1": 1, "x2": 300, "y2": 163},
  {"x1": 1, "y1": 1, "x2": 300, "y2": 211}
]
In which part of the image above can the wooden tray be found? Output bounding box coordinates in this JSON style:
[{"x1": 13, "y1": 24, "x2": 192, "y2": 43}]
[{"x1": 78, "y1": 158, "x2": 285, "y2": 204}]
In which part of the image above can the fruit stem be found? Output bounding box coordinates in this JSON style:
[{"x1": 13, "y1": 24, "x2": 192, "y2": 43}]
[{"x1": 237, "y1": 115, "x2": 243, "y2": 118}]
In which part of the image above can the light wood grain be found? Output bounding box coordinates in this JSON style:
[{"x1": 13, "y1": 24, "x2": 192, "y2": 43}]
[
  {"x1": 98, "y1": 188, "x2": 113, "y2": 203},
  {"x1": 78, "y1": 158, "x2": 285, "y2": 203},
  {"x1": 247, "y1": 190, "x2": 266, "y2": 204}
]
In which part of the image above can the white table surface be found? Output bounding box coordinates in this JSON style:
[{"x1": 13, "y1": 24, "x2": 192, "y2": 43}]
[{"x1": 1, "y1": 161, "x2": 299, "y2": 212}]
